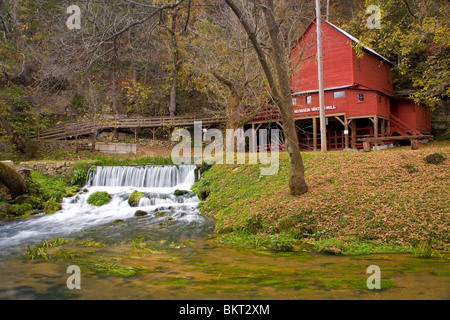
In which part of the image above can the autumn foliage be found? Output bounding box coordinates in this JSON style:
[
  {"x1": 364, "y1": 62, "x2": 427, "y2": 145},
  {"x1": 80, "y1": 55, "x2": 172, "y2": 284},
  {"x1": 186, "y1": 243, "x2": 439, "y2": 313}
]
[{"x1": 196, "y1": 141, "x2": 449, "y2": 253}]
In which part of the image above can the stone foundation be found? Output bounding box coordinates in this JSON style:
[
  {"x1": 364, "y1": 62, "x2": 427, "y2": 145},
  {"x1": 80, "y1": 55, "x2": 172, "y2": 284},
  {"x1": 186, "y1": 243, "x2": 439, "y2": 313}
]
[{"x1": 19, "y1": 161, "x2": 93, "y2": 177}]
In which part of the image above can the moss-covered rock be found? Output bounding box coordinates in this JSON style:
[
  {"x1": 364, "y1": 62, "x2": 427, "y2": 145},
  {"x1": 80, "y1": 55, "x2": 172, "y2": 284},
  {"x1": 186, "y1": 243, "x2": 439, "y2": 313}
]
[
  {"x1": 134, "y1": 210, "x2": 147, "y2": 216},
  {"x1": 128, "y1": 190, "x2": 144, "y2": 207},
  {"x1": 0, "y1": 203, "x2": 35, "y2": 218},
  {"x1": 424, "y1": 152, "x2": 446, "y2": 165},
  {"x1": 13, "y1": 194, "x2": 33, "y2": 205},
  {"x1": 0, "y1": 162, "x2": 27, "y2": 199},
  {"x1": 64, "y1": 186, "x2": 81, "y2": 197},
  {"x1": 173, "y1": 189, "x2": 189, "y2": 196},
  {"x1": 87, "y1": 191, "x2": 112, "y2": 207},
  {"x1": 0, "y1": 203, "x2": 12, "y2": 214},
  {"x1": 44, "y1": 201, "x2": 62, "y2": 214}
]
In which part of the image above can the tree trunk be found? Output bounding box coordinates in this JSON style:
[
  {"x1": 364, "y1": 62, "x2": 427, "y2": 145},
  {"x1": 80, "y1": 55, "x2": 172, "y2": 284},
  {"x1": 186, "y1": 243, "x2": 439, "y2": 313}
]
[
  {"x1": 225, "y1": 0, "x2": 308, "y2": 195},
  {"x1": 168, "y1": 11, "x2": 180, "y2": 117},
  {"x1": 169, "y1": 63, "x2": 178, "y2": 117},
  {"x1": 0, "y1": 113, "x2": 27, "y2": 153},
  {"x1": 0, "y1": 162, "x2": 27, "y2": 199},
  {"x1": 262, "y1": 0, "x2": 307, "y2": 195}
]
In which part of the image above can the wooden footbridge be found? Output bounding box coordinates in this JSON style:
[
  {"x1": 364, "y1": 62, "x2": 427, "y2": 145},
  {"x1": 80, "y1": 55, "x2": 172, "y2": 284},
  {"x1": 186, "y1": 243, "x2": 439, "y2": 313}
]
[{"x1": 31, "y1": 114, "x2": 226, "y2": 140}]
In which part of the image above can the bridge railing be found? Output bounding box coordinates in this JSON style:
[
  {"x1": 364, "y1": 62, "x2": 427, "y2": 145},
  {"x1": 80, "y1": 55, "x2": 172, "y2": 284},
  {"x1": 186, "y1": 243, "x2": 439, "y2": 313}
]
[{"x1": 30, "y1": 114, "x2": 226, "y2": 140}]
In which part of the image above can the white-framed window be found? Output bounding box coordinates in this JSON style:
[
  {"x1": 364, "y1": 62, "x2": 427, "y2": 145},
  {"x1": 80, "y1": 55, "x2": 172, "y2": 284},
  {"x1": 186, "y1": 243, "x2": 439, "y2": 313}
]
[
  {"x1": 333, "y1": 91, "x2": 345, "y2": 98},
  {"x1": 292, "y1": 98, "x2": 297, "y2": 106},
  {"x1": 306, "y1": 95, "x2": 312, "y2": 104},
  {"x1": 357, "y1": 93, "x2": 365, "y2": 102}
]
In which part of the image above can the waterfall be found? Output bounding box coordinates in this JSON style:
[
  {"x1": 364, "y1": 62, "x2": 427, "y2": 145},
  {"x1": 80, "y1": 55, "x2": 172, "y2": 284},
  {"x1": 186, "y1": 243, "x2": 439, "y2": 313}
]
[
  {"x1": 0, "y1": 165, "x2": 203, "y2": 251},
  {"x1": 86, "y1": 165, "x2": 197, "y2": 188}
]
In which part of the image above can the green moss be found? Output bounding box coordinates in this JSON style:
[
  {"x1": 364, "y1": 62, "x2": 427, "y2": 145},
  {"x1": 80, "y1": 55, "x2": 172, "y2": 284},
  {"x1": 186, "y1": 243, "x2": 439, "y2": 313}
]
[
  {"x1": 312, "y1": 238, "x2": 412, "y2": 255},
  {"x1": 173, "y1": 189, "x2": 189, "y2": 196},
  {"x1": 25, "y1": 238, "x2": 70, "y2": 260},
  {"x1": 89, "y1": 259, "x2": 137, "y2": 277},
  {"x1": 128, "y1": 190, "x2": 143, "y2": 207},
  {"x1": 256, "y1": 279, "x2": 284, "y2": 286},
  {"x1": 70, "y1": 168, "x2": 89, "y2": 187},
  {"x1": 197, "y1": 186, "x2": 210, "y2": 201},
  {"x1": 9, "y1": 203, "x2": 32, "y2": 215},
  {"x1": 88, "y1": 155, "x2": 173, "y2": 166},
  {"x1": 269, "y1": 233, "x2": 295, "y2": 252},
  {"x1": 87, "y1": 191, "x2": 111, "y2": 207},
  {"x1": 44, "y1": 201, "x2": 62, "y2": 214},
  {"x1": 64, "y1": 186, "x2": 80, "y2": 197}
]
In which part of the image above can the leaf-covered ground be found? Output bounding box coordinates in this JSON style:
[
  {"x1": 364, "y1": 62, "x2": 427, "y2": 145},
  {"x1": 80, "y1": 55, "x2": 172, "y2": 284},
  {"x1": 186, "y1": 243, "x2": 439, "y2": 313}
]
[{"x1": 194, "y1": 141, "x2": 449, "y2": 254}]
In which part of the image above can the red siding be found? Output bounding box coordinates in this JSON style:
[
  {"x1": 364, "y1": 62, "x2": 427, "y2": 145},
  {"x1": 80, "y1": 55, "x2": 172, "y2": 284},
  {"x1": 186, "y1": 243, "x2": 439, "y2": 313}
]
[
  {"x1": 293, "y1": 90, "x2": 349, "y2": 117},
  {"x1": 346, "y1": 90, "x2": 383, "y2": 118},
  {"x1": 391, "y1": 99, "x2": 431, "y2": 132},
  {"x1": 377, "y1": 93, "x2": 391, "y2": 119},
  {"x1": 293, "y1": 89, "x2": 385, "y2": 119},
  {"x1": 352, "y1": 50, "x2": 394, "y2": 96},
  {"x1": 291, "y1": 21, "x2": 354, "y2": 93},
  {"x1": 286, "y1": 19, "x2": 431, "y2": 135}
]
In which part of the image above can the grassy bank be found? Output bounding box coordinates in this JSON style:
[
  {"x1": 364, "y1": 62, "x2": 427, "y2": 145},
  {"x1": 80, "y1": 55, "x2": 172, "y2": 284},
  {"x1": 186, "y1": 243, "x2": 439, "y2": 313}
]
[{"x1": 193, "y1": 141, "x2": 450, "y2": 255}]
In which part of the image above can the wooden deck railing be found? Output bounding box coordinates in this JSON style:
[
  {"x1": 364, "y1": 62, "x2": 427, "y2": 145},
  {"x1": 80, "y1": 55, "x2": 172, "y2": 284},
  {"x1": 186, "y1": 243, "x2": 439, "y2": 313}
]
[{"x1": 31, "y1": 114, "x2": 226, "y2": 140}]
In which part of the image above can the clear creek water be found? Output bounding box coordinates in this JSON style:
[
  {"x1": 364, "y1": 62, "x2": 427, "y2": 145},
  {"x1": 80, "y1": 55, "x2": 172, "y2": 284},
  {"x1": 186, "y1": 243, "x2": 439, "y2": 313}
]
[{"x1": 0, "y1": 165, "x2": 448, "y2": 300}]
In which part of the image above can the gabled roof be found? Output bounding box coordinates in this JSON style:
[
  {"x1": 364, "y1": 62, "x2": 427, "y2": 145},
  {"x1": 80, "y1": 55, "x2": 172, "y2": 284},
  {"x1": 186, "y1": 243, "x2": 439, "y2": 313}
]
[
  {"x1": 301, "y1": 18, "x2": 393, "y2": 65},
  {"x1": 324, "y1": 20, "x2": 393, "y2": 65}
]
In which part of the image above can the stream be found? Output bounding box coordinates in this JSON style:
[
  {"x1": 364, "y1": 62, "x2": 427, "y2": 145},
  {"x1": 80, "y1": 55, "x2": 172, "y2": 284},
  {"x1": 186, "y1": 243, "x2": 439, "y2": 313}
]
[{"x1": 0, "y1": 165, "x2": 448, "y2": 300}]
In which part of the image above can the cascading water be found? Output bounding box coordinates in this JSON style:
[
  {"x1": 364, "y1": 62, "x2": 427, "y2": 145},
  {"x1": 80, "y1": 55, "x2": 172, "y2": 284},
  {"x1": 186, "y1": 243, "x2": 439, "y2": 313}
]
[
  {"x1": 0, "y1": 165, "x2": 209, "y2": 253},
  {"x1": 86, "y1": 165, "x2": 197, "y2": 188}
]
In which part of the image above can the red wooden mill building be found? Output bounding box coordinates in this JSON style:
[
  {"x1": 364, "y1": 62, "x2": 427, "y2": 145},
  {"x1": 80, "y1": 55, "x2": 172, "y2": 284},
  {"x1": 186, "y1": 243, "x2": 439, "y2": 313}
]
[{"x1": 250, "y1": 19, "x2": 431, "y2": 151}]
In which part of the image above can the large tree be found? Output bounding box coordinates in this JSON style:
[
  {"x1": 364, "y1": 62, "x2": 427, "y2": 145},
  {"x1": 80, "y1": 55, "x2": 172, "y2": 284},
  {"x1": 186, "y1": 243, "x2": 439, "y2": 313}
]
[
  {"x1": 343, "y1": 0, "x2": 449, "y2": 119},
  {"x1": 186, "y1": 2, "x2": 267, "y2": 129},
  {"x1": 224, "y1": 0, "x2": 308, "y2": 195}
]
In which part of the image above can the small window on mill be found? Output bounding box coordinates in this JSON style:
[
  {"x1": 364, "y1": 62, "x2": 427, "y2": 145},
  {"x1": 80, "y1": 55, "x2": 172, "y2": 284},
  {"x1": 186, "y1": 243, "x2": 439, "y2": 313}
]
[
  {"x1": 334, "y1": 91, "x2": 345, "y2": 98},
  {"x1": 357, "y1": 93, "x2": 365, "y2": 102}
]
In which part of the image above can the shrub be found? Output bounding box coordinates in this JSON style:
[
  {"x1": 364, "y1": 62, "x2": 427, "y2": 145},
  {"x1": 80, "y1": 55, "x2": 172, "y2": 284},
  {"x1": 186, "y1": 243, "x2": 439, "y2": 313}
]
[
  {"x1": 87, "y1": 191, "x2": 112, "y2": 207},
  {"x1": 44, "y1": 201, "x2": 62, "y2": 214},
  {"x1": 71, "y1": 168, "x2": 89, "y2": 187},
  {"x1": 9, "y1": 203, "x2": 33, "y2": 216},
  {"x1": 269, "y1": 233, "x2": 295, "y2": 252}
]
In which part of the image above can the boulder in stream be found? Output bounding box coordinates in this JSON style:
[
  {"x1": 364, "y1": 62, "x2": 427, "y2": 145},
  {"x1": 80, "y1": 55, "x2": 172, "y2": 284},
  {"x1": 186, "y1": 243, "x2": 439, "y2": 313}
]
[
  {"x1": 134, "y1": 210, "x2": 147, "y2": 217},
  {"x1": 128, "y1": 190, "x2": 144, "y2": 207}
]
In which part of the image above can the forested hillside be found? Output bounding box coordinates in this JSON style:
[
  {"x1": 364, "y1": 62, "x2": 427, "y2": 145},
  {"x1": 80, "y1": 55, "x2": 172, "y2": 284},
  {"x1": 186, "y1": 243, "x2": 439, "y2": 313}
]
[{"x1": 0, "y1": 0, "x2": 448, "y2": 155}]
